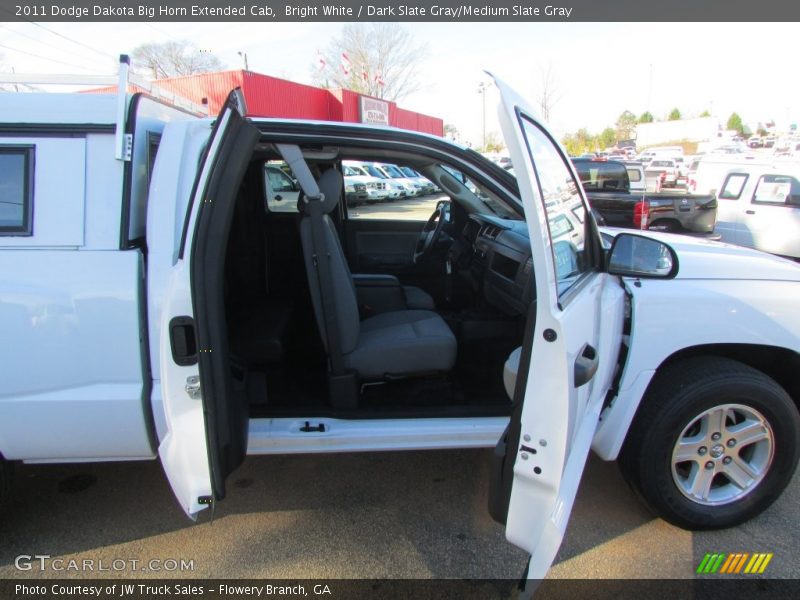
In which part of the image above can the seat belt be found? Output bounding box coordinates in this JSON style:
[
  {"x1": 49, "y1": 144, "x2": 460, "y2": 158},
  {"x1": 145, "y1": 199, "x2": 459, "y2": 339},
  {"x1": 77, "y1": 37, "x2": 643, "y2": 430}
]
[{"x1": 276, "y1": 144, "x2": 345, "y2": 376}]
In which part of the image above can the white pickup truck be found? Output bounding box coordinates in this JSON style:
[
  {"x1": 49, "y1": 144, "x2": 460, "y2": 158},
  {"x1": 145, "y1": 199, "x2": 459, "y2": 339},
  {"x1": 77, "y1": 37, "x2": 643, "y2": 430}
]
[{"x1": 1, "y1": 70, "x2": 799, "y2": 586}]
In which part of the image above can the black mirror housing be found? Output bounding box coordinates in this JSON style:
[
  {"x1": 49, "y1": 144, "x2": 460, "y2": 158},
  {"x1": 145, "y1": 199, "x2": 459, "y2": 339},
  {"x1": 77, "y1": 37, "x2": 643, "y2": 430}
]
[{"x1": 607, "y1": 233, "x2": 679, "y2": 279}]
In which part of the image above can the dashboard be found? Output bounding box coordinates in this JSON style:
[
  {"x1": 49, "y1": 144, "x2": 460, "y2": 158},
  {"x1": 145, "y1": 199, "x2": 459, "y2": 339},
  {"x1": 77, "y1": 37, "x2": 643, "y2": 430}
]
[{"x1": 462, "y1": 214, "x2": 534, "y2": 316}]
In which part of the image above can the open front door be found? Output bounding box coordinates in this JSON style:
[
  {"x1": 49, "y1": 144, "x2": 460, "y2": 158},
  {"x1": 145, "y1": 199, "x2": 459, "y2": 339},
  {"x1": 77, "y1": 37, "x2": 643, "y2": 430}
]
[
  {"x1": 158, "y1": 90, "x2": 260, "y2": 518},
  {"x1": 488, "y1": 75, "x2": 626, "y2": 584}
]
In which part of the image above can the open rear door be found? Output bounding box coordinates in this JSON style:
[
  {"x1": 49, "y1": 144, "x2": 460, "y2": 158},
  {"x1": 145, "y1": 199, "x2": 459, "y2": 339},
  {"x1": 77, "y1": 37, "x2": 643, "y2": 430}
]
[
  {"x1": 488, "y1": 74, "x2": 625, "y2": 587},
  {"x1": 158, "y1": 90, "x2": 260, "y2": 518}
]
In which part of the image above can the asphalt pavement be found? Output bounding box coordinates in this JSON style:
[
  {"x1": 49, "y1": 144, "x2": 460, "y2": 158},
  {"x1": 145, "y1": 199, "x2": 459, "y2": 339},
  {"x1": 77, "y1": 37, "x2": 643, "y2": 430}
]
[{"x1": 1, "y1": 448, "x2": 797, "y2": 581}]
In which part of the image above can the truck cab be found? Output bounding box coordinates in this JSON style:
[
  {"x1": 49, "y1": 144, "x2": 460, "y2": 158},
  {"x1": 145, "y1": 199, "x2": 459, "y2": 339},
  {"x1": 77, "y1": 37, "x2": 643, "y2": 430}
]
[
  {"x1": 1, "y1": 73, "x2": 799, "y2": 588},
  {"x1": 715, "y1": 163, "x2": 800, "y2": 259}
]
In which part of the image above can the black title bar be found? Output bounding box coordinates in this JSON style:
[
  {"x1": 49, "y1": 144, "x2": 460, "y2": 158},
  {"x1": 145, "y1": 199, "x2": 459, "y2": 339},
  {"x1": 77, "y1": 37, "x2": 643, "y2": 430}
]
[{"x1": 3, "y1": 0, "x2": 800, "y2": 22}]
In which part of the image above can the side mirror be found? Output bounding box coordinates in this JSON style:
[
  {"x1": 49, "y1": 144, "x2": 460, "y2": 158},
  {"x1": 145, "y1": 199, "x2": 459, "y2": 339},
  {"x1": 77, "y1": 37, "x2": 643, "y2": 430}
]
[
  {"x1": 607, "y1": 233, "x2": 678, "y2": 278},
  {"x1": 291, "y1": 179, "x2": 300, "y2": 192}
]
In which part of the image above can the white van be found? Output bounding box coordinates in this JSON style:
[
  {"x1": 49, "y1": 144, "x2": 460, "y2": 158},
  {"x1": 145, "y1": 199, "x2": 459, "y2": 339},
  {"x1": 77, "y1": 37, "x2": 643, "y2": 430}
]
[
  {"x1": 716, "y1": 164, "x2": 800, "y2": 259},
  {"x1": 688, "y1": 154, "x2": 770, "y2": 195}
]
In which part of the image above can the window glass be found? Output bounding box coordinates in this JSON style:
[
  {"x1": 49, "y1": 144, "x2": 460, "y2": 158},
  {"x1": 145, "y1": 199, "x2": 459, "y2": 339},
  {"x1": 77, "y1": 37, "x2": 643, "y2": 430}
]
[
  {"x1": 752, "y1": 174, "x2": 800, "y2": 206},
  {"x1": 0, "y1": 147, "x2": 33, "y2": 235},
  {"x1": 520, "y1": 117, "x2": 591, "y2": 296},
  {"x1": 146, "y1": 133, "x2": 161, "y2": 181},
  {"x1": 719, "y1": 173, "x2": 748, "y2": 200},
  {"x1": 264, "y1": 162, "x2": 300, "y2": 213},
  {"x1": 573, "y1": 160, "x2": 628, "y2": 191},
  {"x1": 346, "y1": 161, "x2": 438, "y2": 222},
  {"x1": 626, "y1": 167, "x2": 642, "y2": 182},
  {"x1": 380, "y1": 164, "x2": 405, "y2": 178},
  {"x1": 441, "y1": 165, "x2": 521, "y2": 219}
]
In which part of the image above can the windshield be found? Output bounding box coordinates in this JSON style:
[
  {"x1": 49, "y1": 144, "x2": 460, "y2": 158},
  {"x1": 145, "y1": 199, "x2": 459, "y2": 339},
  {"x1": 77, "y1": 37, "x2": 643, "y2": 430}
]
[
  {"x1": 343, "y1": 166, "x2": 359, "y2": 176},
  {"x1": 381, "y1": 164, "x2": 405, "y2": 178},
  {"x1": 362, "y1": 164, "x2": 386, "y2": 178},
  {"x1": 651, "y1": 160, "x2": 674, "y2": 167},
  {"x1": 442, "y1": 165, "x2": 521, "y2": 220},
  {"x1": 400, "y1": 166, "x2": 418, "y2": 177}
]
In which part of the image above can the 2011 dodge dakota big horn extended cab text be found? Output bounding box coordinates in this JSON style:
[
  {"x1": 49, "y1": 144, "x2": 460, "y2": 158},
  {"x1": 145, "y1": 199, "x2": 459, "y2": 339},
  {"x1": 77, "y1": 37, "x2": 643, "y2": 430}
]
[{"x1": 1, "y1": 68, "x2": 799, "y2": 588}]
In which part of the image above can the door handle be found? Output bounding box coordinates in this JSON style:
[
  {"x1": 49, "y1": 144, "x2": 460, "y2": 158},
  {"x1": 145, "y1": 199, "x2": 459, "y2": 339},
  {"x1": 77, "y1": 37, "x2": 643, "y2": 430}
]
[
  {"x1": 574, "y1": 343, "x2": 599, "y2": 388},
  {"x1": 745, "y1": 210, "x2": 756, "y2": 215},
  {"x1": 169, "y1": 316, "x2": 198, "y2": 366}
]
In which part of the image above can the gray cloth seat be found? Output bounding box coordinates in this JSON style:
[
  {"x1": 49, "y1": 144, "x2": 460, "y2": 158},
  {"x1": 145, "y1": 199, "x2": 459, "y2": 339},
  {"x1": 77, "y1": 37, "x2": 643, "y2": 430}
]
[
  {"x1": 299, "y1": 169, "x2": 456, "y2": 381},
  {"x1": 402, "y1": 285, "x2": 435, "y2": 310},
  {"x1": 345, "y1": 310, "x2": 456, "y2": 380}
]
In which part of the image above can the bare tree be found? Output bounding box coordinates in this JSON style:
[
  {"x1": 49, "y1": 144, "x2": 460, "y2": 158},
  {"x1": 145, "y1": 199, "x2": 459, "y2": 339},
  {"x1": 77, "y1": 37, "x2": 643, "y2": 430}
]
[
  {"x1": 312, "y1": 23, "x2": 427, "y2": 101},
  {"x1": 535, "y1": 62, "x2": 562, "y2": 123},
  {"x1": 444, "y1": 123, "x2": 460, "y2": 142},
  {"x1": 131, "y1": 40, "x2": 225, "y2": 79}
]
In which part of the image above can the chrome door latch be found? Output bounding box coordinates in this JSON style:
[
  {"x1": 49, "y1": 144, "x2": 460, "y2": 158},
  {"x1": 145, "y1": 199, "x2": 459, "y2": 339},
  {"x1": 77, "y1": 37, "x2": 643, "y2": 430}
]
[{"x1": 185, "y1": 375, "x2": 201, "y2": 399}]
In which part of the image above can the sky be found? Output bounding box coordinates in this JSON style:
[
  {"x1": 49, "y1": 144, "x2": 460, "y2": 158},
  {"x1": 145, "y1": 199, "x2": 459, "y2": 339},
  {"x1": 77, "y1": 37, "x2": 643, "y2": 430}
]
[{"x1": 1, "y1": 21, "x2": 798, "y2": 146}]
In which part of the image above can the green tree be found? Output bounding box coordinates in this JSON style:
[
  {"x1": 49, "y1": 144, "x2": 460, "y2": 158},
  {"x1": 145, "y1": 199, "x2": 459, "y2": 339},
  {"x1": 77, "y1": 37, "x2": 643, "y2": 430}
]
[
  {"x1": 668, "y1": 108, "x2": 682, "y2": 121},
  {"x1": 615, "y1": 110, "x2": 637, "y2": 140},
  {"x1": 726, "y1": 112, "x2": 744, "y2": 134},
  {"x1": 699, "y1": 110, "x2": 711, "y2": 117},
  {"x1": 482, "y1": 131, "x2": 504, "y2": 153},
  {"x1": 638, "y1": 111, "x2": 654, "y2": 123},
  {"x1": 599, "y1": 127, "x2": 617, "y2": 149},
  {"x1": 562, "y1": 128, "x2": 597, "y2": 156}
]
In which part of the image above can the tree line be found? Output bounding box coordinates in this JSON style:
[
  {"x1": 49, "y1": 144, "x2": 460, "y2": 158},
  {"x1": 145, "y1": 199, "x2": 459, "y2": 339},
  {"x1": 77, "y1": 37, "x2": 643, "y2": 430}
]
[{"x1": 561, "y1": 109, "x2": 748, "y2": 156}]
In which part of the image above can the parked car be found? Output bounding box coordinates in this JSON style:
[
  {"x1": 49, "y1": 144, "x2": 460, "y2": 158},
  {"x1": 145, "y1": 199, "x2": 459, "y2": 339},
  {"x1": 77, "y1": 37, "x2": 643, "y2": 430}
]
[
  {"x1": 1, "y1": 71, "x2": 798, "y2": 588},
  {"x1": 342, "y1": 163, "x2": 389, "y2": 205},
  {"x1": 399, "y1": 165, "x2": 436, "y2": 194},
  {"x1": 646, "y1": 159, "x2": 680, "y2": 187},
  {"x1": 375, "y1": 162, "x2": 424, "y2": 196},
  {"x1": 573, "y1": 159, "x2": 717, "y2": 235},
  {"x1": 764, "y1": 136, "x2": 777, "y2": 148},
  {"x1": 264, "y1": 163, "x2": 300, "y2": 212},
  {"x1": 714, "y1": 164, "x2": 800, "y2": 259},
  {"x1": 748, "y1": 136, "x2": 764, "y2": 148},
  {"x1": 623, "y1": 161, "x2": 647, "y2": 194},
  {"x1": 351, "y1": 162, "x2": 405, "y2": 199}
]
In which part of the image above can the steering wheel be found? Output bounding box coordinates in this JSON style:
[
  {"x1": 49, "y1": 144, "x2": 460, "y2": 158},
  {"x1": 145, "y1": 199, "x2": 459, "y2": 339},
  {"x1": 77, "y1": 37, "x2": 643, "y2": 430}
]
[{"x1": 413, "y1": 203, "x2": 448, "y2": 263}]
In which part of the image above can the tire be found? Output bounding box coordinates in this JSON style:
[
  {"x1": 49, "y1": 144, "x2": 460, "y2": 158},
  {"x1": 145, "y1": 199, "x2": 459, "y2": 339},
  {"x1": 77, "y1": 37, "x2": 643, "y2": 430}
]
[{"x1": 619, "y1": 357, "x2": 800, "y2": 530}]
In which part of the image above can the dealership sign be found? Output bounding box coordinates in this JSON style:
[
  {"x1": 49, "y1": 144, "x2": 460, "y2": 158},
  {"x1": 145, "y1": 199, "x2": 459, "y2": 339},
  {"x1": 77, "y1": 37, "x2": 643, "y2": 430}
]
[{"x1": 360, "y1": 97, "x2": 390, "y2": 125}]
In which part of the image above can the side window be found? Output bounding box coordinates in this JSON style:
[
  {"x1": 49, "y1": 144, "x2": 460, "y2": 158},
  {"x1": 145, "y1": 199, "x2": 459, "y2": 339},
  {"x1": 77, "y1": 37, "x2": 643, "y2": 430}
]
[
  {"x1": 626, "y1": 167, "x2": 642, "y2": 183},
  {"x1": 264, "y1": 163, "x2": 300, "y2": 213},
  {"x1": 345, "y1": 162, "x2": 441, "y2": 222},
  {"x1": 752, "y1": 174, "x2": 800, "y2": 206},
  {"x1": 519, "y1": 117, "x2": 591, "y2": 296},
  {"x1": 0, "y1": 145, "x2": 34, "y2": 235},
  {"x1": 719, "y1": 173, "x2": 748, "y2": 200},
  {"x1": 146, "y1": 133, "x2": 161, "y2": 181}
]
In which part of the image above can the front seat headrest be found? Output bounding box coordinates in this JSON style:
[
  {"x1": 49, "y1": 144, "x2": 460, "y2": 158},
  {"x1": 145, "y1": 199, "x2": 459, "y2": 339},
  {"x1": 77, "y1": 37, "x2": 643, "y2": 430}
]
[{"x1": 299, "y1": 169, "x2": 343, "y2": 215}]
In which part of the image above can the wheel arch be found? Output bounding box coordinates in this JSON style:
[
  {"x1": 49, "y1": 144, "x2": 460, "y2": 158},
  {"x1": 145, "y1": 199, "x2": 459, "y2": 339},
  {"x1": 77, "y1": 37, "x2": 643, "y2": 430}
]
[
  {"x1": 655, "y1": 344, "x2": 800, "y2": 412},
  {"x1": 594, "y1": 343, "x2": 800, "y2": 461}
]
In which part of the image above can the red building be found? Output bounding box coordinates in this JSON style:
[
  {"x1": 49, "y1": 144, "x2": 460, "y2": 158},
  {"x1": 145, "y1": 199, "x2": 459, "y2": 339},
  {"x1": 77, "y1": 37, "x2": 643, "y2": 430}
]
[{"x1": 92, "y1": 70, "x2": 443, "y2": 137}]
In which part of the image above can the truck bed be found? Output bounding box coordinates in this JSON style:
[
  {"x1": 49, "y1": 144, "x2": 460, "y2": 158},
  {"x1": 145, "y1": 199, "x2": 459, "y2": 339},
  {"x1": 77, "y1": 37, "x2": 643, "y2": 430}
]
[{"x1": 586, "y1": 189, "x2": 718, "y2": 235}]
